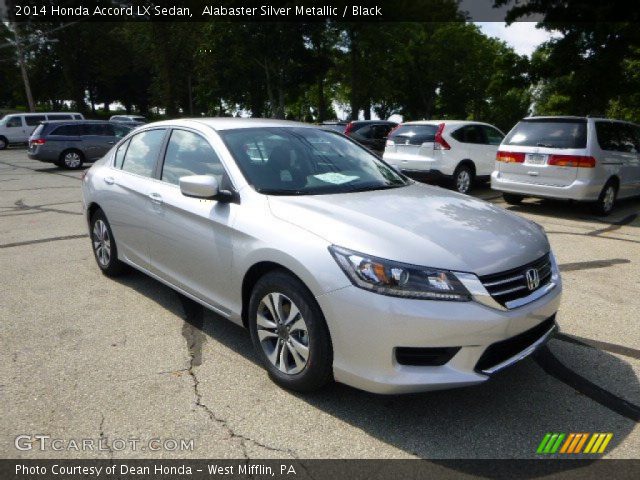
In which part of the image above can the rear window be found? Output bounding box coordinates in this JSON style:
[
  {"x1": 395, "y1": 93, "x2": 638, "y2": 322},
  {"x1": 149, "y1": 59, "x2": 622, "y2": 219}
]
[
  {"x1": 503, "y1": 119, "x2": 587, "y2": 149},
  {"x1": 50, "y1": 124, "x2": 82, "y2": 136},
  {"x1": 47, "y1": 114, "x2": 73, "y2": 120},
  {"x1": 32, "y1": 124, "x2": 45, "y2": 138},
  {"x1": 389, "y1": 124, "x2": 438, "y2": 145}
]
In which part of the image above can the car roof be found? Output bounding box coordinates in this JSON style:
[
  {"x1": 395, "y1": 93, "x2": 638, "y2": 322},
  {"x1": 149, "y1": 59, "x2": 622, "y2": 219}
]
[
  {"x1": 349, "y1": 120, "x2": 397, "y2": 124},
  {"x1": 146, "y1": 117, "x2": 314, "y2": 131},
  {"x1": 43, "y1": 120, "x2": 113, "y2": 125},
  {"x1": 400, "y1": 120, "x2": 490, "y2": 126},
  {"x1": 523, "y1": 115, "x2": 638, "y2": 125}
]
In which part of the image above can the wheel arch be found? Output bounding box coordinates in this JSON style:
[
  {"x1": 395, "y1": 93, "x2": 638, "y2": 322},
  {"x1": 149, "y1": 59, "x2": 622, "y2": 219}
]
[{"x1": 455, "y1": 159, "x2": 476, "y2": 176}]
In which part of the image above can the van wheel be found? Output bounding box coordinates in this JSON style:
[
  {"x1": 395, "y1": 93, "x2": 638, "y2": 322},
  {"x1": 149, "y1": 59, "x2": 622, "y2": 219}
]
[
  {"x1": 0, "y1": 136, "x2": 7, "y2": 150},
  {"x1": 59, "y1": 149, "x2": 84, "y2": 169},
  {"x1": 503, "y1": 193, "x2": 524, "y2": 205},
  {"x1": 593, "y1": 182, "x2": 617, "y2": 216},
  {"x1": 453, "y1": 164, "x2": 474, "y2": 194},
  {"x1": 248, "y1": 270, "x2": 333, "y2": 392}
]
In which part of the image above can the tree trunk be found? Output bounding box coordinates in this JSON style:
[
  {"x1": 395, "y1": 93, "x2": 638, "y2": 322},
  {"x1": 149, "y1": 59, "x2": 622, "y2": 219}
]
[{"x1": 348, "y1": 27, "x2": 360, "y2": 121}]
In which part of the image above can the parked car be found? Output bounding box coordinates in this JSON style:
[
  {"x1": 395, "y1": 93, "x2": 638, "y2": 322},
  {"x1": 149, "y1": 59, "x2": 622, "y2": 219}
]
[
  {"x1": 109, "y1": 115, "x2": 147, "y2": 127},
  {"x1": 383, "y1": 120, "x2": 505, "y2": 194},
  {"x1": 82, "y1": 118, "x2": 561, "y2": 394},
  {"x1": 28, "y1": 120, "x2": 131, "y2": 169},
  {"x1": 320, "y1": 121, "x2": 348, "y2": 133},
  {"x1": 0, "y1": 112, "x2": 84, "y2": 149},
  {"x1": 344, "y1": 120, "x2": 398, "y2": 154},
  {"x1": 492, "y1": 116, "x2": 640, "y2": 215}
]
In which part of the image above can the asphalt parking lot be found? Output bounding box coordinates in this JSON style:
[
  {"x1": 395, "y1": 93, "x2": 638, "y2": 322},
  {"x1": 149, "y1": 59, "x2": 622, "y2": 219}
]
[{"x1": 1, "y1": 148, "x2": 639, "y2": 461}]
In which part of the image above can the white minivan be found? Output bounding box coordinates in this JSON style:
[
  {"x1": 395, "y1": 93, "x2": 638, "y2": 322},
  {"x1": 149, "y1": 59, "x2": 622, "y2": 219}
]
[
  {"x1": 382, "y1": 120, "x2": 505, "y2": 194},
  {"x1": 492, "y1": 116, "x2": 640, "y2": 215},
  {"x1": 0, "y1": 112, "x2": 84, "y2": 149}
]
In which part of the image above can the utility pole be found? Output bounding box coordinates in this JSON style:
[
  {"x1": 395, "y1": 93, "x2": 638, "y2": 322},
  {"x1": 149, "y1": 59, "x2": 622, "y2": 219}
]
[{"x1": 11, "y1": 23, "x2": 35, "y2": 112}]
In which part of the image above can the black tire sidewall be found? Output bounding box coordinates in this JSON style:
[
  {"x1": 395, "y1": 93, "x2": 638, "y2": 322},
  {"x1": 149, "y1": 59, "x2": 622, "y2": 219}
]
[
  {"x1": 0, "y1": 137, "x2": 7, "y2": 150},
  {"x1": 248, "y1": 271, "x2": 333, "y2": 392},
  {"x1": 594, "y1": 182, "x2": 617, "y2": 216}
]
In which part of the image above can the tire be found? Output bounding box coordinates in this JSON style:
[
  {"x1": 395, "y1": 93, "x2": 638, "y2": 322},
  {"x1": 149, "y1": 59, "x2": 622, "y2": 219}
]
[
  {"x1": 453, "y1": 164, "x2": 474, "y2": 194},
  {"x1": 248, "y1": 270, "x2": 333, "y2": 392},
  {"x1": 592, "y1": 181, "x2": 617, "y2": 216},
  {"x1": 90, "y1": 209, "x2": 127, "y2": 277},
  {"x1": 503, "y1": 193, "x2": 524, "y2": 205},
  {"x1": 59, "y1": 149, "x2": 84, "y2": 169},
  {"x1": 0, "y1": 136, "x2": 7, "y2": 150}
]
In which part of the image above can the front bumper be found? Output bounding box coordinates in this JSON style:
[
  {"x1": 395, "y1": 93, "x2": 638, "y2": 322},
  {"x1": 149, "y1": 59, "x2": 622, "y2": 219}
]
[
  {"x1": 316, "y1": 278, "x2": 561, "y2": 394},
  {"x1": 491, "y1": 171, "x2": 601, "y2": 201}
]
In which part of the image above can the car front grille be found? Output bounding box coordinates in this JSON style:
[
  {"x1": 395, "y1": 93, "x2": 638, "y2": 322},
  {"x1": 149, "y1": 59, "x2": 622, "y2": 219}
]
[
  {"x1": 395, "y1": 347, "x2": 461, "y2": 367},
  {"x1": 479, "y1": 253, "x2": 552, "y2": 308}
]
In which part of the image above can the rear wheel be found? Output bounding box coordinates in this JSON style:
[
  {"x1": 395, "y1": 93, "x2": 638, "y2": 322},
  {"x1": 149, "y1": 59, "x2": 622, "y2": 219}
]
[
  {"x1": 503, "y1": 193, "x2": 524, "y2": 205},
  {"x1": 453, "y1": 164, "x2": 474, "y2": 194},
  {"x1": 90, "y1": 209, "x2": 127, "y2": 277},
  {"x1": 593, "y1": 181, "x2": 617, "y2": 216},
  {"x1": 0, "y1": 136, "x2": 7, "y2": 150},
  {"x1": 248, "y1": 271, "x2": 333, "y2": 392},
  {"x1": 59, "y1": 149, "x2": 84, "y2": 169}
]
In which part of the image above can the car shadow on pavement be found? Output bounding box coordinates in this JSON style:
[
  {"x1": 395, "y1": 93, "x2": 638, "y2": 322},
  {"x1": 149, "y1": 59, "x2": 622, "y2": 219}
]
[{"x1": 113, "y1": 272, "x2": 639, "y2": 476}]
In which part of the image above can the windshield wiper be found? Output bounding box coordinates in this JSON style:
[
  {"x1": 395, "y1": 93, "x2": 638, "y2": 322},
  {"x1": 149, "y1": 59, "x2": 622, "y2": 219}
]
[
  {"x1": 343, "y1": 183, "x2": 407, "y2": 193},
  {"x1": 537, "y1": 142, "x2": 561, "y2": 148}
]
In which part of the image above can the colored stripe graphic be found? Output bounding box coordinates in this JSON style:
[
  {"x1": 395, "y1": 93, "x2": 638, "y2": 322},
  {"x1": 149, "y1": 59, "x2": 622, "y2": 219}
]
[
  {"x1": 560, "y1": 434, "x2": 575, "y2": 453},
  {"x1": 574, "y1": 433, "x2": 589, "y2": 453},
  {"x1": 538, "y1": 433, "x2": 612, "y2": 454},
  {"x1": 584, "y1": 433, "x2": 599, "y2": 453},
  {"x1": 537, "y1": 433, "x2": 552, "y2": 454},
  {"x1": 597, "y1": 433, "x2": 613, "y2": 453}
]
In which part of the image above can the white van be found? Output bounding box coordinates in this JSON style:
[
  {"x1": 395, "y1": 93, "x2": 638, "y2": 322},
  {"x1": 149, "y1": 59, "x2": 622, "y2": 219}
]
[
  {"x1": 0, "y1": 112, "x2": 84, "y2": 149},
  {"x1": 492, "y1": 116, "x2": 640, "y2": 215}
]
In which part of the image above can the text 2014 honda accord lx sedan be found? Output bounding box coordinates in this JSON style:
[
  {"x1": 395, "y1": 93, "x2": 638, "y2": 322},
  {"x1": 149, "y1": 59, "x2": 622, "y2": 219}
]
[{"x1": 82, "y1": 118, "x2": 562, "y2": 394}]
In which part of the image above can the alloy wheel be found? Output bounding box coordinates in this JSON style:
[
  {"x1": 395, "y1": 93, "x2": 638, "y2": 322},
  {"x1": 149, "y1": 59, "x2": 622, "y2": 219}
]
[
  {"x1": 92, "y1": 219, "x2": 111, "y2": 267},
  {"x1": 256, "y1": 292, "x2": 309, "y2": 375},
  {"x1": 64, "y1": 151, "x2": 82, "y2": 168},
  {"x1": 602, "y1": 185, "x2": 615, "y2": 213},
  {"x1": 456, "y1": 170, "x2": 471, "y2": 193}
]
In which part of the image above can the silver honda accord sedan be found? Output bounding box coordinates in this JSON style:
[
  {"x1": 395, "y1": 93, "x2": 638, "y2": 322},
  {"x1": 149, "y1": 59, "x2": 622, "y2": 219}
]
[{"x1": 82, "y1": 118, "x2": 562, "y2": 394}]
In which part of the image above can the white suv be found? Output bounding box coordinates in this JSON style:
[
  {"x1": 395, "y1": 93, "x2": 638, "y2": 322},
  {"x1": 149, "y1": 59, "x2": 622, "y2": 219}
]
[{"x1": 383, "y1": 120, "x2": 505, "y2": 194}]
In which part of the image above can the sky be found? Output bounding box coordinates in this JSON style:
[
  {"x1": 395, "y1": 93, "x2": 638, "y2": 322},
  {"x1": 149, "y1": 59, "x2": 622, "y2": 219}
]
[{"x1": 475, "y1": 22, "x2": 559, "y2": 57}]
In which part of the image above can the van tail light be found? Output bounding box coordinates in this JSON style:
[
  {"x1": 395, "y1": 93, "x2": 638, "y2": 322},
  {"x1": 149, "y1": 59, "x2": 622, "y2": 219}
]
[
  {"x1": 433, "y1": 123, "x2": 450, "y2": 150},
  {"x1": 344, "y1": 122, "x2": 355, "y2": 135},
  {"x1": 548, "y1": 154, "x2": 596, "y2": 168},
  {"x1": 496, "y1": 151, "x2": 525, "y2": 163},
  {"x1": 30, "y1": 138, "x2": 46, "y2": 146}
]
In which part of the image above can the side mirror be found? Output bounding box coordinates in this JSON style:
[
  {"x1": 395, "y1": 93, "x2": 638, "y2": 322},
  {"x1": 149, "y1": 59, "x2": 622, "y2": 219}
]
[{"x1": 179, "y1": 175, "x2": 237, "y2": 203}]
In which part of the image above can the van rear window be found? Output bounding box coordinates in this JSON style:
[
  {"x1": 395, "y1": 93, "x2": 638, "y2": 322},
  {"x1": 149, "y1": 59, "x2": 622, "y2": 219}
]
[{"x1": 503, "y1": 119, "x2": 587, "y2": 149}]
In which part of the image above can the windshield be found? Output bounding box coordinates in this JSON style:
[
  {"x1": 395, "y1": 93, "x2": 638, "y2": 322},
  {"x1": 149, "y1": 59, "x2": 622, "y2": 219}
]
[
  {"x1": 219, "y1": 127, "x2": 409, "y2": 195},
  {"x1": 503, "y1": 119, "x2": 587, "y2": 149}
]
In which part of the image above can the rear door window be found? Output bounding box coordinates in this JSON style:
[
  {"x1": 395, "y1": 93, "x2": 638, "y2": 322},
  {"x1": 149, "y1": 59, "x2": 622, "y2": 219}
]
[
  {"x1": 50, "y1": 124, "x2": 82, "y2": 136},
  {"x1": 503, "y1": 119, "x2": 587, "y2": 148},
  {"x1": 389, "y1": 124, "x2": 438, "y2": 145},
  {"x1": 83, "y1": 124, "x2": 113, "y2": 136},
  {"x1": 47, "y1": 114, "x2": 73, "y2": 120},
  {"x1": 25, "y1": 115, "x2": 46, "y2": 126},
  {"x1": 451, "y1": 125, "x2": 485, "y2": 144},
  {"x1": 596, "y1": 122, "x2": 639, "y2": 153},
  {"x1": 120, "y1": 129, "x2": 166, "y2": 177}
]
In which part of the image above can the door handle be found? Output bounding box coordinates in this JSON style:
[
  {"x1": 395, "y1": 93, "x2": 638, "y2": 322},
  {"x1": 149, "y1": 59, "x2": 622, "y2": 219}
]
[
  {"x1": 148, "y1": 193, "x2": 163, "y2": 205},
  {"x1": 104, "y1": 176, "x2": 115, "y2": 185}
]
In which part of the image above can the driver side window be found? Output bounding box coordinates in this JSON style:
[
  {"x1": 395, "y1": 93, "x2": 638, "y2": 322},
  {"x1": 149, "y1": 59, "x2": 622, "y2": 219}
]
[{"x1": 161, "y1": 129, "x2": 224, "y2": 186}]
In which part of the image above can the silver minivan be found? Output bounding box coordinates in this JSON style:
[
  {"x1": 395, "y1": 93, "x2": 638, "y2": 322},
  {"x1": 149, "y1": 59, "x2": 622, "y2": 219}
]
[
  {"x1": 0, "y1": 112, "x2": 84, "y2": 149},
  {"x1": 491, "y1": 116, "x2": 640, "y2": 215}
]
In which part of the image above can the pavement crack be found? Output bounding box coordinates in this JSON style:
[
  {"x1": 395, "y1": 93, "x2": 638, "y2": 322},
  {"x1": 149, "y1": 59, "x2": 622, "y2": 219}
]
[
  {"x1": 98, "y1": 413, "x2": 115, "y2": 459},
  {"x1": 179, "y1": 295, "x2": 300, "y2": 460}
]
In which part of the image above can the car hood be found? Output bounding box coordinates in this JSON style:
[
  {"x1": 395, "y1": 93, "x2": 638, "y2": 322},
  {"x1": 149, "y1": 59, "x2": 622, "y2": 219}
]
[{"x1": 267, "y1": 183, "x2": 549, "y2": 276}]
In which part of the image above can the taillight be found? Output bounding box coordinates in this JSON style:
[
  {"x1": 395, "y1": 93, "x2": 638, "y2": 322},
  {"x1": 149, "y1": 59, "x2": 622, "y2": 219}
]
[
  {"x1": 548, "y1": 154, "x2": 596, "y2": 168},
  {"x1": 496, "y1": 151, "x2": 525, "y2": 163},
  {"x1": 31, "y1": 138, "x2": 46, "y2": 146},
  {"x1": 434, "y1": 123, "x2": 450, "y2": 150},
  {"x1": 344, "y1": 122, "x2": 354, "y2": 135}
]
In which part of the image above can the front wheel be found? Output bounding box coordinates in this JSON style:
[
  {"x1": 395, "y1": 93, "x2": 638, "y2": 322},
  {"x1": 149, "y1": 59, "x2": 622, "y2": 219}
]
[
  {"x1": 453, "y1": 165, "x2": 474, "y2": 194},
  {"x1": 0, "y1": 136, "x2": 7, "y2": 150},
  {"x1": 90, "y1": 210, "x2": 127, "y2": 276},
  {"x1": 593, "y1": 182, "x2": 617, "y2": 216},
  {"x1": 248, "y1": 271, "x2": 333, "y2": 392}
]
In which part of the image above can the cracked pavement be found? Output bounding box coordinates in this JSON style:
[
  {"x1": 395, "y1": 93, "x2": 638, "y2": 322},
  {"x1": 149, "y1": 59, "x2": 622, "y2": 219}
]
[{"x1": 0, "y1": 150, "x2": 639, "y2": 460}]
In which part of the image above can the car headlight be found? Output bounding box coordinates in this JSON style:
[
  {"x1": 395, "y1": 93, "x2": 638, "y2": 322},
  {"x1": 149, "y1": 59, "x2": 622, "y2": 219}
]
[{"x1": 329, "y1": 246, "x2": 471, "y2": 301}]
